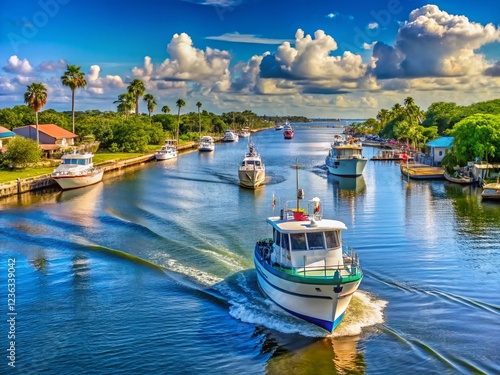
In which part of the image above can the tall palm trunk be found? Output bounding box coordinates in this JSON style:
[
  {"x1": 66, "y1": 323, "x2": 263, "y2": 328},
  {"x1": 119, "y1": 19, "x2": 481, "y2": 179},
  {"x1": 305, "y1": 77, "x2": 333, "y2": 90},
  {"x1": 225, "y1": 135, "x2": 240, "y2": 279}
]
[
  {"x1": 71, "y1": 88, "x2": 75, "y2": 133},
  {"x1": 35, "y1": 111, "x2": 39, "y2": 144}
]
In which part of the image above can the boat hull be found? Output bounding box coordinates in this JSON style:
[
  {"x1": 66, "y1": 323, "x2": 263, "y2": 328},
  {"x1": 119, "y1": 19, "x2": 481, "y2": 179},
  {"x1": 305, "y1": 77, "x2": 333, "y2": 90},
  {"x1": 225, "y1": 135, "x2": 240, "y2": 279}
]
[
  {"x1": 239, "y1": 168, "x2": 265, "y2": 189},
  {"x1": 254, "y1": 249, "x2": 362, "y2": 333},
  {"x1": 198, "y1": 146, "x2": 214, "y2": 152},
  {"x1": 52, "y1": 170, "x2": 104, "y2": 190},
  {"x1": 155, "y1": 152, "x2": 178, "y2": 160},
  {"x1": 326, "y1": 157, "x2": 367, "y2": 177},
  {"x1": 443, "y1": 171, "x2": 473, "y2": 184}
]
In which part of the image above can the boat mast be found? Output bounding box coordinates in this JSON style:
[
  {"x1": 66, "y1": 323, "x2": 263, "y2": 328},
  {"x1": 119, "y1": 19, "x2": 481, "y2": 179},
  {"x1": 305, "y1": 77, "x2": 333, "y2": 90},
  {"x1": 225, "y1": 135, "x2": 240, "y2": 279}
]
[{"x1": 292, "y1": 159, "x2": 303, "y2": 210}]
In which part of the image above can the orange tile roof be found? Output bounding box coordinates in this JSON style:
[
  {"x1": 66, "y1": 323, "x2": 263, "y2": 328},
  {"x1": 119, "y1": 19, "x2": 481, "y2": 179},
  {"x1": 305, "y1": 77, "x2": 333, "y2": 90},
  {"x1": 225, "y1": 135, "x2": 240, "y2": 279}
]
[{"x1": 26, "y1": 124, "x2": 77, "y2": 139}]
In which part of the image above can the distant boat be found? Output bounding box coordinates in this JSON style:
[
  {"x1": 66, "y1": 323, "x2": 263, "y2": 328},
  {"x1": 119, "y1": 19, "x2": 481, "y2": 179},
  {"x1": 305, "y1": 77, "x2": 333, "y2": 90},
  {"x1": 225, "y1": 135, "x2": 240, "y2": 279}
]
[
  {"x1": 223, "y1": 129, "x2": 239, "y2": 142},
  {"x1": 275, "y1": 123, "x2": 284, "y2": 131},
  {"x1": 371, "y1": 149, "x2": 411, "y2": 161},
  {"x1": 198, "y1": 136, "x2": 215, "y2": 152},
  {"x1": 283, "y1": 122, "x2": 294, "y2": 139},
  {"x1": 325, "y1": 136, "x2": 367, "y2": 177},
  {"x1": 238, "y1": 128, "x2": 251, "y2": 138},
  {"x1": 51, "y1": 150, "x2": 103, "y2": 190},
  {"x1": 156, "y1": 140, "x2": 178, "y2": 161},
  {"x1": 238, "y1": 138, "x2": 265, "y2": 189},
  {"x1": 253, "y1": 161, "x2": 362, "y2": 333}
]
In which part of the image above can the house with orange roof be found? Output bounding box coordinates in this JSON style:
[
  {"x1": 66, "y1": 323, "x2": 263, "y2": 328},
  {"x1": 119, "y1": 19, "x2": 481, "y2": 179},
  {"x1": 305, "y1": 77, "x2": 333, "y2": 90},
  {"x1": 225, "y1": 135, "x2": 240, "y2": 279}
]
[{"x1": 13, "y1": 124, "x2": 78, "y2": 156}]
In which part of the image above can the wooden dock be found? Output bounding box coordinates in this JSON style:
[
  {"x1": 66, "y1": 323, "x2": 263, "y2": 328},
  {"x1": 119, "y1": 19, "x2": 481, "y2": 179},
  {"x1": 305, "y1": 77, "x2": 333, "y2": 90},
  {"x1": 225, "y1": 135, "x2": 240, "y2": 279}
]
[{"x1": 400, "y1": 163, "x2": 445, "y2": 180}]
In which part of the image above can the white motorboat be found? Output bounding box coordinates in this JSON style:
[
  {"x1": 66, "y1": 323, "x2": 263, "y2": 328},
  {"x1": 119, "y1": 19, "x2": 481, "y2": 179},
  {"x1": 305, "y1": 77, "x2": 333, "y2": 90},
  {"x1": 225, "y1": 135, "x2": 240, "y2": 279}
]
[
  {"x1": 325, "y1": 135, "x2": 367, "y2": 177},
  {"x1": 482, "y1": 179, "x2": 500, "y2": 200},
  {"x1": 198, "y1": 136, "x2": 215, "y2": 152},
  {"x1": 223, "y1": 129, "x2": 239, "y2": 142},
  {"x1": 238, "y1": 128, "x2": 251, "y2": 138},
  {"x1": 254, "y1": 162, "x2": 362, "y2": 333},
  {"x1": 156, "y1": 140, "x2": 178, "y2": 161},
  {"x1": 238, "y1": 138, "x2": 265, "y2": 189},
  {"x1": 51, "y1": 151, "x2": 104, "y2": 190},
  {"x1": 275, "y1": 123, "x2": 284, "y2": 131}
]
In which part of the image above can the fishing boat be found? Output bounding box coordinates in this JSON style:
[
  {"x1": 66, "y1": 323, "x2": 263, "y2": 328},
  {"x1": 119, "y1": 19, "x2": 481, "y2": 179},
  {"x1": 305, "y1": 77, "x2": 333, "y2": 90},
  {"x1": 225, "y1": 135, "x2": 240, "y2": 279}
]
[
  {"x1": 400, "y1": 163, "x2": 444, "y2": 180},
  {"x1": 443, "y1": 170, "x2": 474, "y2": 185},
  {"x1": 223, "y1": 129, "x2": 239, "y2": 142},
  {"x1": 253, "y1": 162, "x2": 363, "y2": 333},
  {"x1": 481, "y1": 179, "x2": 500, "y2": 200},
  {"x1": 325, "y1": 136, "x2": 367, "y2": 177},
  {"x1": 51, "y1": 150, "x2": 104, "y2": 190},
  {"x1": 238, "y1": 138, "x2": 265, "y2": 189},
  {"x1": 283, "y1": 123, "x2": 294, "y2": 139},
  {"x1": 155, "y1": 140, "x2": 178, "y2": 161},
  {"x1": 198, "y1": 136, "x2": 215, "y2": 152}
]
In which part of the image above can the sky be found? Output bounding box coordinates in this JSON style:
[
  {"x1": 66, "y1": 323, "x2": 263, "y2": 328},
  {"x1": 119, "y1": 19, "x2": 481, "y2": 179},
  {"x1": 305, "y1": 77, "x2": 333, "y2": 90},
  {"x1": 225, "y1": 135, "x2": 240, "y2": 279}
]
[{"x1": 1, "y1": 0, "x2": 499, "y2": 119}]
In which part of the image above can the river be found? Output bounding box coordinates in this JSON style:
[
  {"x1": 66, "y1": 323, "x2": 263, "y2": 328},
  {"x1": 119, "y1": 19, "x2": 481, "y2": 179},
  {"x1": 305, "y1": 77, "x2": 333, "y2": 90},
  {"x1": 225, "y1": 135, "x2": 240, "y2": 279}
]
[{"x1": 1, "y1": 123, "x2": 499, "y2": 374}]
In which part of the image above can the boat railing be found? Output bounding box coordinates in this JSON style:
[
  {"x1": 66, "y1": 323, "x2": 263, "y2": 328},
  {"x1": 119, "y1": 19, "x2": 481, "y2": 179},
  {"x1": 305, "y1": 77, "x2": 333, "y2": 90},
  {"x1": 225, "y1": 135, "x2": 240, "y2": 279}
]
[{"x1": 268, "y1": 244, "x2": 361, "y2": 279}]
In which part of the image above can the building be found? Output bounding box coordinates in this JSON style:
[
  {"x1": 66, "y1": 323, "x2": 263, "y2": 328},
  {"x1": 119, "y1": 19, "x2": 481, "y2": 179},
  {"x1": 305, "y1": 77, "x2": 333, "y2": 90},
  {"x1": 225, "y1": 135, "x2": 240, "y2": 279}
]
[
  {"x1": 0, "y1": 126, "x2": 16, "y2": 152},
  {"x1": 13, "y1": 124, "x2": 78, "y2": 156},
  {"x1": 425, "y1": 136, "x2": 454, "y2": 166}
]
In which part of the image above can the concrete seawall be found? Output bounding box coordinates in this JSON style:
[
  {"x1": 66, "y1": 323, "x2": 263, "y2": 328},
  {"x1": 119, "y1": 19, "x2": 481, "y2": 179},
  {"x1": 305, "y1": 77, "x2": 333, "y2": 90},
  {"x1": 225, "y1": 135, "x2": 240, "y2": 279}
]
[{"x1": 0, "y1": 142, "x2": 198, "y2": 199}]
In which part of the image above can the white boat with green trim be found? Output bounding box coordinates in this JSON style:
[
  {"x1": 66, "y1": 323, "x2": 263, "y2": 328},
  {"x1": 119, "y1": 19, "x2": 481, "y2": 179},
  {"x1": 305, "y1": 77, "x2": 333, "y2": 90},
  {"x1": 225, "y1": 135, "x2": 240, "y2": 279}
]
[{"x1": 254, "y1": 164, "x2": 362, "y2": 333}]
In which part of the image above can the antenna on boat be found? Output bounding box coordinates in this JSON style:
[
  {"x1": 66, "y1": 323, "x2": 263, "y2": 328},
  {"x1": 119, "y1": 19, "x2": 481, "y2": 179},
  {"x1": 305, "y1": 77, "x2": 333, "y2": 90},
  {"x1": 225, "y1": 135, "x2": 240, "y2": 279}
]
[{"x1": 292, "y1": 159, "x2": 304, "y2": 210}]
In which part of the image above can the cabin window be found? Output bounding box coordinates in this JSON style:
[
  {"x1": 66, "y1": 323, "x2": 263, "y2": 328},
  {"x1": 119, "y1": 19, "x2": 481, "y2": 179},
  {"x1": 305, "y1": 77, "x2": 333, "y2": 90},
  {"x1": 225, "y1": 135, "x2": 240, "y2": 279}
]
[
  {"x1": 325, "y1": 231, "x2": 340, "y2": 248},
  {"x1": 290, "y1": 233, "x2": 307, "y2": 251},
  {"x1": 281, "y1": 233, "x2": 290, "y2": 251},
  {"x1": 307, "y1": 232, "x2": 325, "y2": 250},
  {"x1": 273, "y1": 229, "x2": 281, "y2": 246}
]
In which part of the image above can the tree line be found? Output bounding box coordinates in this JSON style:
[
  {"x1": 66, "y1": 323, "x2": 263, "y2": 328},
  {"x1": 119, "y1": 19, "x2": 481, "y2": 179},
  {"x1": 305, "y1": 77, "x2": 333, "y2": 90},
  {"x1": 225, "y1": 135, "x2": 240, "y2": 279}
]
[{"x1": 350, "y1": 97, "x2": 500, "y2": 166}]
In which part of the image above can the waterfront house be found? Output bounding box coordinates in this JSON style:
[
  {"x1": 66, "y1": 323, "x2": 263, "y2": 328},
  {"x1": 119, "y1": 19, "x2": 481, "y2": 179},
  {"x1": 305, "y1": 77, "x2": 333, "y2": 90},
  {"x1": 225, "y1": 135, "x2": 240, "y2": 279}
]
[
  {"x1": 0, "y1": 126, "x2": 16, "y2": 152},
  {"x1": 13, "y1": 124, "x2": 78, "y2": 157},
  {"x1": 424, "y1": 137, "x2": 454, "y2": 166}
]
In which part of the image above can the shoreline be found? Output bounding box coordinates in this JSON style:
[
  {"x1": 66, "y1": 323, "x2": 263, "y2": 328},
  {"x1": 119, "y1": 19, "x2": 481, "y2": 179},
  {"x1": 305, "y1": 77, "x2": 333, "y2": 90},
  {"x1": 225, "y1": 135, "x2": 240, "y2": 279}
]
[{"x1": 0, "y1": 127, "x2": 273, "y2": 199}]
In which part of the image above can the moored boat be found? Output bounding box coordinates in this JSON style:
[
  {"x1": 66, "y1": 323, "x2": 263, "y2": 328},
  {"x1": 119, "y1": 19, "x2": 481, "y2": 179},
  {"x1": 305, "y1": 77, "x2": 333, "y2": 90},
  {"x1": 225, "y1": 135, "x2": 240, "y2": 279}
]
[
  {"x1": 443, "y1": 170, "x2": 474, "y2": 185},
  {"x1": 223, "y1": 129, "x2": 239, "y2": 142},
  {"x1": 481, "y1": 180, "x2": 500, "y2": 200},
  {"x1": 51, "y1": 151, "x2": 104, "y2": 190},
  {"x1": 238, "y1": 138, "x2": 265, "y2": 189},
  {"x1": 198, "y1": 136, "x2": 215, "y2": 152},
  {"x1": 156, "y1": 140, "x2": 178, "y2": 161},
  {"x1": 325, "y1": 136, "x2": 367, "y2": 177},
  {"x1": 254, "y1": 163, "x2": 362, "y2": 333}
]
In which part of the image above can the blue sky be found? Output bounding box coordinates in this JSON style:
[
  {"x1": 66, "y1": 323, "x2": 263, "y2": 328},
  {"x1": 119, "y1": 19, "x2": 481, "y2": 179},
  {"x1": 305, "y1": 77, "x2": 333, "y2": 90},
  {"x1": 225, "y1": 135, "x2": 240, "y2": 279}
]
[{"x1": 1, "y1": 0, "x2": 499, "y2": 118}]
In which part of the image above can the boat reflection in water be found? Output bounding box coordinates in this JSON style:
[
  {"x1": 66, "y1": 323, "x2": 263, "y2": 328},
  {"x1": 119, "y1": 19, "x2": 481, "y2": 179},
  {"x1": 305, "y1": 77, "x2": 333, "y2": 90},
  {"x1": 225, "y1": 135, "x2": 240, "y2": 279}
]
[
  {"x1": 328, "y1": 174, "x2": 366, "y2": 193},
  {"x1": 264, "y1": 331, "x2": 365, "y2": 374}
]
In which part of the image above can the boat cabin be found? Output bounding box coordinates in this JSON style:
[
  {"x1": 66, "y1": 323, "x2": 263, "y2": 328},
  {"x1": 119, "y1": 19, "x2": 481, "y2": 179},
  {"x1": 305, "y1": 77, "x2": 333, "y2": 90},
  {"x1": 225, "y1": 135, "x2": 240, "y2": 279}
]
[
  {"x1": 267, "y1": 218, "x2": 347, "y2": 271},
  {"x1": 60, "y1": 152, "x2": 94, "y2": 166}
]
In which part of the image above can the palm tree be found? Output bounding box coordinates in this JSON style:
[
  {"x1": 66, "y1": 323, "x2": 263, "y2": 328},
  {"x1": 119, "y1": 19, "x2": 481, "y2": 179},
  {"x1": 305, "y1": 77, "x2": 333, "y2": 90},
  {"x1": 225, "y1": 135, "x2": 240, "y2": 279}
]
[
  {"x1": 61, "y1": 64, "x2": 87, "y2": 134},
  {"x1": 176, "y1": 99, "x2": 186, "y2": 143},
  {"x1": 196, "y1": 101, "x2": 202, "y2": 137},
  {"x1": 24, "y1": 82, "x2": 47, "y2": 144},
  {"x1": 127, "y1": 79, "x2": 146, "y2": 115},
  {"x1": 113, "y1": 92, "x2": 135, "y2": 120},
  {"x1": 161, "y1": 105, "x2": 170, "y2": 114},
  {"x1": 143, "y1": 93, "x2": 157, "y2": 118}
]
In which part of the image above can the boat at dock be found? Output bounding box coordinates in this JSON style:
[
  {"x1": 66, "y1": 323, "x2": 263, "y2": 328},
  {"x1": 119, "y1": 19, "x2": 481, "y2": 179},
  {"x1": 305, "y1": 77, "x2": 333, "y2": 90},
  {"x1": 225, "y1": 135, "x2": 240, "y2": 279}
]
[
  {"x1": 444, "y1": 170, "x2": 474, "y2": 185},
  {"x1": 481, "y1": 179, "x2": 500, "y2": 200},
  {"x1": 198, "y1": 136, "x2": 215, "y2": 152},
  {"x1": 371, "y1": 149, "x2": 411, "y2": 161},
  {"x1": 51, "y1": 151, "x2": 104, "y2": 190},
  {"x1": 223, "y1": 129, "x2": 239, "y2": 142},
  {"x1": 155, "y1": 140, "x2": 178, "y2": 161},
  {"x1": 253, "y1": 162, "x2": 363, "y2": 333}
]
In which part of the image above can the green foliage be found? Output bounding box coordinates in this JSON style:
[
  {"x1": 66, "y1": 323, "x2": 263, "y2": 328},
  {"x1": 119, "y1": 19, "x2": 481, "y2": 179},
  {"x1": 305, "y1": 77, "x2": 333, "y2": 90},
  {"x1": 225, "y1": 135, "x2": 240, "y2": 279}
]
[
  {"x1": 448, "y1": 114, "x2": 500, "y2": 163},
  {"x1": 2, "y1": 137, "x2": 43, "y2": 168}
]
